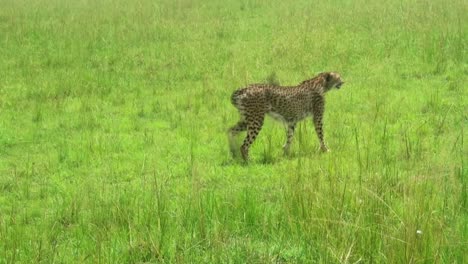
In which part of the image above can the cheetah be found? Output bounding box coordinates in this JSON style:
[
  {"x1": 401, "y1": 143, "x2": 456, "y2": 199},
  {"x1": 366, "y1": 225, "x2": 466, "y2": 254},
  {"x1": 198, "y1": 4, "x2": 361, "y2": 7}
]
[{"x1": 228, "y1": 72, "x2": 344, "y2": 161}]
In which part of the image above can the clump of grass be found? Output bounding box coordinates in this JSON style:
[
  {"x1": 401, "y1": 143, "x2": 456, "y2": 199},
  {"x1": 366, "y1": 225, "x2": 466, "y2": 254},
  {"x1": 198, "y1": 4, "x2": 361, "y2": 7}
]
[{"x1": 265, "y1": 71, "x2": 280, "y2": 86}]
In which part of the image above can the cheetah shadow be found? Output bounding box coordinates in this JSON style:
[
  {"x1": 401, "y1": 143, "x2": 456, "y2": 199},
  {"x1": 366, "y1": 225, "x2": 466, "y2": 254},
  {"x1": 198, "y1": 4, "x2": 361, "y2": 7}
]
[{"x1": 221, "y1": 149, "x2": 323, "y2": 167}]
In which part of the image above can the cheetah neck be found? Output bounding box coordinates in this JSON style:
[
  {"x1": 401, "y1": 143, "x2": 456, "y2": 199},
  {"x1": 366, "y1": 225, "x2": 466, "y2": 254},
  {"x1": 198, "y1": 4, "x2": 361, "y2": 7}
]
[
  {"x1": 298, "y1": 81, "x2": 327, "y2": 95},
  {"x1": 299, "y1": 76, "x2": 327, "y2": 91}
]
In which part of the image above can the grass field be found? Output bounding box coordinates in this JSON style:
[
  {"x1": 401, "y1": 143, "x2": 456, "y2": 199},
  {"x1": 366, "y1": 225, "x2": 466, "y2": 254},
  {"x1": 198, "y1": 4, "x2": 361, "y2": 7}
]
[{"x1": 0, "y1": 0, "x2": 466, "y2": 263}]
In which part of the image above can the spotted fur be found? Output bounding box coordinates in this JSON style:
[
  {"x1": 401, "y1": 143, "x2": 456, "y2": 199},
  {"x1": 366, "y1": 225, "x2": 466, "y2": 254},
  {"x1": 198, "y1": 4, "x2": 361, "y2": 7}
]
[{"x1": 228, "y1": 72, "x2": 344, "y2": 161}]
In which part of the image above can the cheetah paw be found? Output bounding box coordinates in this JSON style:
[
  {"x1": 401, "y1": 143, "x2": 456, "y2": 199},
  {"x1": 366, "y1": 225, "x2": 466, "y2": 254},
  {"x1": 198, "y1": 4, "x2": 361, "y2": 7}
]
[
  {"x1": 319, "y1": 145, "x2": 330, "y2": 153},
  {"x1": 283, "y1": 145, "x2": 291, "y2": 155}
]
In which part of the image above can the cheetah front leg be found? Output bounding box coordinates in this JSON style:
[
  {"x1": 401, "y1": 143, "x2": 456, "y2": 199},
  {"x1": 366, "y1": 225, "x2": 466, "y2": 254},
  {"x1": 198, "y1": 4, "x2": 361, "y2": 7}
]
[
  {"x1": 283, "y1": 123, "x2": 296, "y2": 155},
  {"x1": 313, "y1": 100, "x2": 329, "y2": 152},
  {"x1": 240, "y1": 115, "x2": 265, "y2": 162},
  {"x1": 228, "y1": 119, "x2": 247, "y2": 157}
]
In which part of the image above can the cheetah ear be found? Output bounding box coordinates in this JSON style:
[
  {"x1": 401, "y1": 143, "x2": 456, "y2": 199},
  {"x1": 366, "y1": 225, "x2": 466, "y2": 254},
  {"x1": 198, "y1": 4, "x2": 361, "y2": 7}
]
[{"x1": 324, "y1": 72, "x2": 332, "y2": 83}]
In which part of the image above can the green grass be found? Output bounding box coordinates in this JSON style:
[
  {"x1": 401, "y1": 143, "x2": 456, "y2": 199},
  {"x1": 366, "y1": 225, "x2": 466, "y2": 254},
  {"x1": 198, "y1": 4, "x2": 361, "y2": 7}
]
[{"x1": 0, "y1": 0, "x2": 466, "y2": 262}]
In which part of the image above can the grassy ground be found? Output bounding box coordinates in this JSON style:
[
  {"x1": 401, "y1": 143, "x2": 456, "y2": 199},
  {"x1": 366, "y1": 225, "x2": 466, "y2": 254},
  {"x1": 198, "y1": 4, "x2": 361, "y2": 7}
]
[{"x1": 0, "y1": 0, "x2": 466, "y2": 262}]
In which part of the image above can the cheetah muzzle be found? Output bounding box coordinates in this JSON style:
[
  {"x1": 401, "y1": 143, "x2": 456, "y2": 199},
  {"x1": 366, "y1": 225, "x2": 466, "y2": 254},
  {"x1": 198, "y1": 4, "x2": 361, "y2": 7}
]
[{"x1": 228, "y1": 71, "x2": 344, "y2": 162}]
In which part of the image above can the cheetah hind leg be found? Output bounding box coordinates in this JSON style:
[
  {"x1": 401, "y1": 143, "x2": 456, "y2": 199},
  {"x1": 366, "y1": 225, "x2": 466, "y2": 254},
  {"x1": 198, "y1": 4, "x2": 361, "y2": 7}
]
[
  {"x1": 228, "y1": 120, "x2": 247, "y2": 158},
  {"x1": 283, "y1": 123, "x2": 296, "y2": 155}
]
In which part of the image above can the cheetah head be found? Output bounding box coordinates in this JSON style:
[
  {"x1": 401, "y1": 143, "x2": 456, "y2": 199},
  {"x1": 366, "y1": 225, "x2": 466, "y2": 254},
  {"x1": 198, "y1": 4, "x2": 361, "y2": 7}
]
[{"x1": 324, "y1": 72, "x2": 344, "y2": 90}]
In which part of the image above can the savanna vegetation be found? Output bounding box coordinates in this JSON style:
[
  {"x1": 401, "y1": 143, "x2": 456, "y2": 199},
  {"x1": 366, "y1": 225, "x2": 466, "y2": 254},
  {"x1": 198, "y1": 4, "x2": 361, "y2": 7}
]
[{"x1": 0, "y1": 0, "x2": 466, "y2": 262}]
